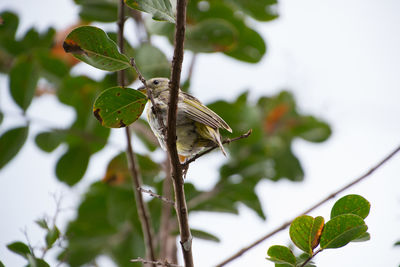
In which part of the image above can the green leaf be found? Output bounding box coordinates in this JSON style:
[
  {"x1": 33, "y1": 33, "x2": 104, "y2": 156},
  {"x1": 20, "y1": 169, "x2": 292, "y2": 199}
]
[
  {"x1": 288, "y1": 215, "x2": 324, "y2": 254},
  {"x1": 75, "y1": 0, "x2": 118, "y2": 22},
  {"x1": 0, "y1": 126, "x2": 29, "y2": 169},
  {"x1": 27, "y1": 254, "x2": 50, "y2": 267},
  {"x1": 55, "y1": 146, "x2": 91, "y2": 186},
  {"x1": 185, "y1": 19, "x2": 238, "y2": 53},
  {"x1": 93, "y1": 86, "x2": 147, "y2": 128},
  {"x1": 35, "y1": 218, "x2": 49, "y2": 230},
  {"x1": 35, "y1": 50, "x2": 69, "y2": 84},
  {"x1": 351, "y1": 232, "x2": 370, "y2": 242},
  {"x1": 320, "y1": 214, "x2": 368, "y2": 249},
  {"x1": 6, "y1": 241, "x2": 31, "y2": 259},
  {"x1": 331, "y1": 194, "x2": 370, "y2": 219},
  {"x1": 9, "y1": 55, "x2": 39, "y2": 110},
  {"x1": 227, "y1": 0, "x2": 278, "y2": 21},
  {"x1": 63, "y1": 26, "x2": 131, "y2": 71},
  {"x1": 0, "y1": 260, "x2": 5, "y2": 267},
  {"x1": 191, "y1": 229, "x2": 220, "y2": 242},
  {"x1": 45, "y1": 226, "x2": 60, "y2": 248},
  {"x1": 266, "y1": 245, "x2": 296, "y2": 266},
  {"x1": 0, "y1": 111, "x2": 3, "y2": 125},
  {"x1": 310, "y1": 216, "x2": 325, "y2": 249},
  {"x1": 125, "y1": 0, "x2": 175, "y2": 23},
  {"x1": 0, "y1": 11, "x2": 19, "y2": 38},
  {"x1": 35, "y1": 131, "x2": 65, "y2": 153},
  {"x1": 395, "y1": 241, "x2": 400, "y2": 246},
  {"x1": 134, "y1": 44, "x2": 170, "y2": 79}
]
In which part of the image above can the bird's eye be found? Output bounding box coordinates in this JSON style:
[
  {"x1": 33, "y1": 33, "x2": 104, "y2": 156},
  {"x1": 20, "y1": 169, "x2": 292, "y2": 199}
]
[{"x1": 153, "y1": 80, "x2": 159, "y2": 85}]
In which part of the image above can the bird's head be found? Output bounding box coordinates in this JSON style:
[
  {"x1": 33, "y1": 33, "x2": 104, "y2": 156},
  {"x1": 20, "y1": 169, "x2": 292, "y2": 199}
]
[{"x1": 137, "y1": 77, "x2": 170, "y2": 97}]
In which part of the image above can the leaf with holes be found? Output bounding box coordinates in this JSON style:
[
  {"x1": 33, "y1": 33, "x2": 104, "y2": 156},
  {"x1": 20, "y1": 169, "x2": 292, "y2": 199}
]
[
  {"x1": 63, "y1": 26, "x2": 131, "y2": 71},
  {"x1": 320, "y1": 214, "x2": 368, "y2": 249},
  {"x1": 331, "y1": 194, "x2": 370, "y2": 219},
  {"x1": 125, "y1": 0, "x2": 175, "y2": 23},
  {"x1": 93, "y1": 87, "x2": 147, "y2": 128},
  {"x1": 289, "y1": 215, "x2": 324, "y2": 255},
  {"x1": 266, "y1": 245, "x2": 296, "y2": 266}
]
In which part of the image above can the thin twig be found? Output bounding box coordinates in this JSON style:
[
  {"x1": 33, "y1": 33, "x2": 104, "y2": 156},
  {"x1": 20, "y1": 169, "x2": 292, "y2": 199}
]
[
  {"x1": 118, "y1": 1, "x2": 156, "y2": 266},
  {"x1": 131, "y1": 257, "x2": 182, "y2": 267},
  {"x1": 166, "y1": 0, "x2": 193, "y2": 266},
  {"x1": 216, "y1": 144, "x2": 400, "y2": 266},
  {"x1": 138, "y1": 187, "x2": 175, "y2": 205},
  {"x1": 130, "y1": 57, "x2": 167, "y2": 136},
  {"x1": 300, "y1": 249, "x2": 322, "y2": 267},
  {"x1": 186, "y1": 53, "x2": 197, "y2": 84},
  {"x1": 183, "y1": 129, "x2": 252, "y2": 167}
]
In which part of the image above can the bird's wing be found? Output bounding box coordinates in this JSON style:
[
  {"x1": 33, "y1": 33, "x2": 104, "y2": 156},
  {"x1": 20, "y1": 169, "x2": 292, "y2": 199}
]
[{"x1": 179, "y1": 92, "x2": 232, "y2": 132}]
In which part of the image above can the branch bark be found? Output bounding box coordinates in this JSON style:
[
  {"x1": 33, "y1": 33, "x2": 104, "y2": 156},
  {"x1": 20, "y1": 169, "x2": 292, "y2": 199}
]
[
  {"x1": 166, "y1": 0, "x2": 193, "y2": 266},
  {"x1": 118, "y1": 1, "x2": 156, "y2": 266},
  {"x1": 216, "y1": 144, "x2": 400, "y2": 266}
]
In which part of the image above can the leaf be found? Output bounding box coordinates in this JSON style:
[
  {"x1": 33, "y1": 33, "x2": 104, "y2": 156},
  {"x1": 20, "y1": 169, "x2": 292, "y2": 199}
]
[
  {"x1": 45, "y1": 226, "x2": 60, "y2": 248},
  {"x1": 331, "y1": 194, "x2": 370, "y2": 219},
  {"x1": 63, "y1": 26, "x2": 131, "y2": 71},
  {"x1": 125, "y1": 0, "x2": 175, "y2": 23},
  {"x1": 191, "y1": 229, "x2": 220, "y2": 242},
  {"x1": 0, "y1": 260, "x2": 5, "y2": 267},
  {"x1": 227, "y1": 0, "x2": 279, "y2": 21},
  {"x1": 55, "y1": 146, "x2": 91, "y2": 186},
  {"x1": 351, "y1": 232, "x2": 370, "y2": 242},
  {"x1": 9, "y1": 55, "x2": 39, "y2": 111},
  {"x1": 185, "y1": 19, "x2": 238, "y2": 53},
  {"x1": 134, "y1": 44, "x2": 170, "y2": 79},
  {"x1": 395, "y1": 241, "x2": 400, "y2": 246},
  {"x1": 27, "y1": 254, "x2": 50, "y2": 267},
  {"x1": 310, "y1": 216, "x2": 325, "y2": 249},
  {"x1": 35, "y1": 218, "x2": 49, "y2": 230},
  {"x1": 320, "y1": 214, "x2": 368, "y2": 249},
  {"x1": 6, "y1": 241, "x2": 31, "y2": 259},
  {"x1": 35, "y1": 131, "x2": 65, "y2": 153},
  {"x1": 93, "y1": 86, "x2": 147, "y2": 128},
  {"x1": 76, "y1": 0, "x2": 118, "y2": 22},
  {"x1": 0, "y1": 126, "x2": 29, "y2": 169},
  {"x1": 0, "y1": 111, "x2": 3, "y2": 125},
  {"x1": 289, "y1": 215, "x2": 315, "y2": 254},
  {"x1": 35, "y1": 50, "x2": 69, "y2": 84},
  {"x1": 266, "y1": 245, "x2": 296, "y2": 266}
]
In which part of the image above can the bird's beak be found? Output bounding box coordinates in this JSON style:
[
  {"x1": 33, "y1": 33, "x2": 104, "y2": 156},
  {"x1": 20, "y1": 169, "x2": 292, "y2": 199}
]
[{"x1": 137, "y1": 85, "x2": 147, "y2": 94}]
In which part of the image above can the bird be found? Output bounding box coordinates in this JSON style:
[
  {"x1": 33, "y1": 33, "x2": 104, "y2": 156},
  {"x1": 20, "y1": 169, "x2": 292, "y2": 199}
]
[{"x1": 138, "y1": 77, "x2": 232, "y2": 162}]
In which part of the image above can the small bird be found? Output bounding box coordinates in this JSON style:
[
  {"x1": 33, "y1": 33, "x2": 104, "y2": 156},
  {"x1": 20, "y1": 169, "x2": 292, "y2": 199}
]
[{"x1": 138, "y1": 77, "x2": 232, "y2": 161}]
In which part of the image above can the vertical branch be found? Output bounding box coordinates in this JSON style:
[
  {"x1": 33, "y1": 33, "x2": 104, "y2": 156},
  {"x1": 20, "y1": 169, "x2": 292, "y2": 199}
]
[
  {"x1": 159, "y1": 158, "x2": 175, "y2": 262},
  {"x1": 118, "y1": 1, "x2": 156, "y2": 266},
  {"x1": 166, "y1": 0, "x2": 194, "y2": 266}
]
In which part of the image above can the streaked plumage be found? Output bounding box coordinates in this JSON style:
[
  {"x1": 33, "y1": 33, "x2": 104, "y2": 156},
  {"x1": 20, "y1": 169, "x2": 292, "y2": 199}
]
[{"x1": 138, "y1": 78, "x2": 232, "y2": 159}]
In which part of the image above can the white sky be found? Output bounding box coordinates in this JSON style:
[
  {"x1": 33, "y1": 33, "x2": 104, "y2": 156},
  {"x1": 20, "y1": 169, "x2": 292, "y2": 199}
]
[{"x1": 1, "y1": 0, "x2": 400, "y2": 267}]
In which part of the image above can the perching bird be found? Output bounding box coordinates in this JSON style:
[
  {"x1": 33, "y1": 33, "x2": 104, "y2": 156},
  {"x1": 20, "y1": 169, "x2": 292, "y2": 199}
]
[{"x1": 138, "y1": 77, "x2": 232, "y2": 162}]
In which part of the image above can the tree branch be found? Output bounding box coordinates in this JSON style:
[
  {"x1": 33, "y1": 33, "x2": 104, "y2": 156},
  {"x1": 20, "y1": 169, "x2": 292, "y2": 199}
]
[
  {"x1": 166, "y1": 0, "x2": 193, "y2": 266},
  {"x1": 300, "y1": 249, "x2": 322, "y2": 267},
  {"x1": 138, "y1": 187, "x2": 175, "y2": 205},
  {"x1": 118, "y1": 1, "x2": 156, "y2": 266},
  {"x1": 216, "y1": 144, "x2": 400, "y2": 266},
  {"x1": 183, "y1": 129, "x2": 252, "y2": 166},
  {"x1": 131, "y1": 257, "x2": 182, "y2": 267}
]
